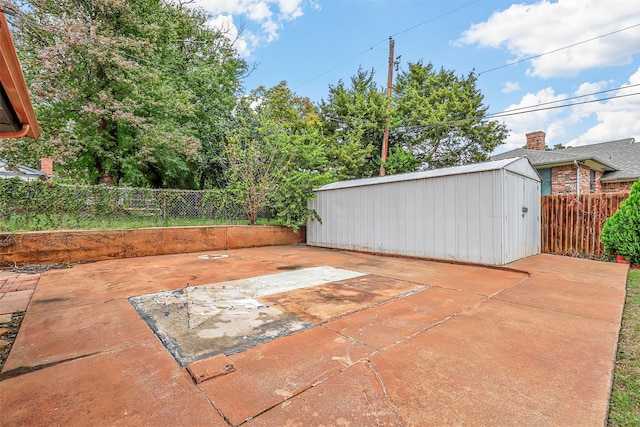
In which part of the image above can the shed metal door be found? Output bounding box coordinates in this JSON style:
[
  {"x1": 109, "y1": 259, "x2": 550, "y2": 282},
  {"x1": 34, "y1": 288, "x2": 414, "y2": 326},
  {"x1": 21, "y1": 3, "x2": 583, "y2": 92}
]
[{"x1": 504, "y1": 172, "x2": 540, "y2": 263}]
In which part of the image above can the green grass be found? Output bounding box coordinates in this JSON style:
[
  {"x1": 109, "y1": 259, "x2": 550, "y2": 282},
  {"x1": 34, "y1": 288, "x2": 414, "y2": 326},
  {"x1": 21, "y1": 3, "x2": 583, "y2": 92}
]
[
  {"x1": 609, "y1": 269, "x2": 640, "y2": 426},
  {"x1": 0, "y1": 215, "x2": 280, "y2": 232}
]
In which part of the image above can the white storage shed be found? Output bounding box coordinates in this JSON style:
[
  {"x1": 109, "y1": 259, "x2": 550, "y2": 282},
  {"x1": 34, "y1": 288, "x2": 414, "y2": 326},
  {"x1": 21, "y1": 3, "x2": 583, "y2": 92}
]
[{"x1": 307, "y1": 157, "x2": 541, "y2": 265}]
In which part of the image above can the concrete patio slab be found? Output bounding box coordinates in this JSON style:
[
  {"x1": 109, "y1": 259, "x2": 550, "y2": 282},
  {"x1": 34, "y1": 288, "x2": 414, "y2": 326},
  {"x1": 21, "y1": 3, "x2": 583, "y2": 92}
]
[
  {"x1": 494, "y1": 273, "x2": 627, "y2": 322},
  {"x1": 0, "y1": 246, "x2": 629, "y2": 426},
  {"x1": 197, "y1": 326, "x2": 375, "y2": 426},
  {"x1": 246, "y1": 361, "x2": 403, "y2": 426},
  {"x1": 371, "y1": 297, "x2": 621, "y2": 426},
  {"x1": 186, "y1": 353, "x2": 237, "y2": 383},
  {"x1": 3, "y1": 298, "x2": 154, "y2": 371},
  {"x1": 1, "y1": 338, "x2": 228, "y2": 426},
  {"x1": 510, "y1": 253, "x2": 629, "y2": 287},
  {"x1": 325, "y1": 286, "x2": 486, "y2": 351}
]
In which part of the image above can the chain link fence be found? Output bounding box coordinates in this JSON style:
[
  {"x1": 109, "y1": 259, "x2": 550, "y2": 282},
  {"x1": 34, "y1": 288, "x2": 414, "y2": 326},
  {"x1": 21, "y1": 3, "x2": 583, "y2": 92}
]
[{"x1": 0, "y1": 178, "x2": 272, "y2": 232}]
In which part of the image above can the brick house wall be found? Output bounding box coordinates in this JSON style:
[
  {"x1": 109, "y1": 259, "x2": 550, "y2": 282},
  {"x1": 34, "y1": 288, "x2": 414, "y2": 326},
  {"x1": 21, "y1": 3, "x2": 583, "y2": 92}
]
[
  {"x1": 592, "y1": 170, "x2": 603, "y2": 193},
  {"x1": 506, "y1": 130, "x2": 638, "y2": 195},
  {"x1": 579, "y1": 165, "x2": 590, "y2": 194},
  {"x1": 551, "y1": 164, "x2": 577, "y2": 194},
  {"x1": 550, "y1": 164, "x2": 603, "y2": 195},
  {"x1": 602, "y1": 181, "x2": 635, "y2": 193},
  {"x1": 551, "y1": 166, "x2": 634, "y2": 194}
]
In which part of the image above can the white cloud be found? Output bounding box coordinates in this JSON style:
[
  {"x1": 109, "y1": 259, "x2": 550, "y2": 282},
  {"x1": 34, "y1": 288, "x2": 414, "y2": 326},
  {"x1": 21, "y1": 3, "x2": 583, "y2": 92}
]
[
  {"x1": 497, "y1": 87, "x2": 568, "y2": 151},
  {"x1": 493, "y1": 68, "x2": 640, "y2": 153},
  {"x1": 567, "y1": 67, "x2": 640, "y2": 146},
  {"x1": 261, "y1": 18, "x2": 281, "y2": 43},
  {"x1": 190, "y1": 0, "x2": 306, "y2": 56},
  {"x1": 459, "y1": 0, "x2": 640, "y2": 78},
  {"x1": 207, "y1": 14, "x2": 253, "y2": 57},
  {"x1": 278, "y1": 0, "x2": 304, "y2": 20},
  {"x1": 574, "y1": 80, "x2": 610, "y2": 96},
  {"x1": 247, "y1": 2, "x2": 273, "y2": 21},
  {"x1": 502, "y1": 81, "x2": 520, "y2": 93},
  {"x1": 557, "y1": 80, "x2": 611, "y2": 128}
]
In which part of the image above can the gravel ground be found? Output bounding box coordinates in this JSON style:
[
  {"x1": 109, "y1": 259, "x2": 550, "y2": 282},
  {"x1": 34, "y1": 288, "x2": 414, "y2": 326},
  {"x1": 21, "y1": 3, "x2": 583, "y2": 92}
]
[
  {"x1": 0, "y1": 311, "x2": 25, "y2": 371},
  {"x1": 0, "y1": 264, "x2": 74, "y2": 372},
  {"x1": 7, "y1": 263, "x2": 74, "y2": 274}
]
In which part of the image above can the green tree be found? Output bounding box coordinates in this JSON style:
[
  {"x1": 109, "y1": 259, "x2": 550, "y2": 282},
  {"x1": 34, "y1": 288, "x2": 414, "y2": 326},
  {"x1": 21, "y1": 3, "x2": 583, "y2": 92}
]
[
  {"x1": 319, "y1": 68, "x2": 389, "y2": 179},
  {"x1": 392, "y1": 61, "x2": 508, "y2": 168},
  {"x1": 227, "y1": 83, "x2": 334, "y2": 228},
  {"x1": 1, "y1": 0, "x2": 245, "y2": 188},
  {"x1": 251, "y1": 82, "x2": 321, "y2": 132},
  {"x1": 163, "y1": 4, "x2": 246, "y2": 190},
  {"x1": 223, "y1": 115, "x2": 289, "y2": 225},
  {"x1": 601, "y1": 179, "x2": 640, "y2": 265}
]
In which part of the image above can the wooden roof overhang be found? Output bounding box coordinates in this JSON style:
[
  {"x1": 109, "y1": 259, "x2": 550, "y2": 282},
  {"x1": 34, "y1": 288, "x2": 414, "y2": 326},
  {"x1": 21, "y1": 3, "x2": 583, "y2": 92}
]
[{"x1": 0, "y1": 9, "x2": 40, "y2": 138}]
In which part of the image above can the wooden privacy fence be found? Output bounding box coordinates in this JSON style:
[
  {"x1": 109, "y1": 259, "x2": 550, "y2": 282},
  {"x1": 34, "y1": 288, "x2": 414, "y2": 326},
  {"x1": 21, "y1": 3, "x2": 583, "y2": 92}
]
[{"x1": 541, "y1": 192, "x2": 630, "y2": 258}]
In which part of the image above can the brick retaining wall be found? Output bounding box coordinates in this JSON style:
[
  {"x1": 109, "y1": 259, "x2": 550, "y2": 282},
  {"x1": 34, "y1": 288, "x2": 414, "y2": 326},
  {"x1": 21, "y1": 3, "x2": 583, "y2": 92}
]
[{"x1": 0, "y1": 226, "x2": 306, "y2": 266}]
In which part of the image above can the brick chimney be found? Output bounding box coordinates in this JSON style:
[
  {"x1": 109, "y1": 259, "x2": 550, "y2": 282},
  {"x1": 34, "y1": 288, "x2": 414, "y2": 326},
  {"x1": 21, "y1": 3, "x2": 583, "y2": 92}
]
[
  {"x1": 525, "y1": 131, "x2": 546, "y2": 150},
  {"x1": 40, "y1": 157, "x2": 53, "y2": 177}
]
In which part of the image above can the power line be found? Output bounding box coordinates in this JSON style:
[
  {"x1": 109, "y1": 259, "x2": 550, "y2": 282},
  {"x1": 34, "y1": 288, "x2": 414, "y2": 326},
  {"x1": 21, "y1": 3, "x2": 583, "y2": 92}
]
[
  {"x1": 293, "y1": 0, "x2": 480, "y2": 92},
  {"x1": 498, "y1": 83, "x2": 640, "y2": 114},
  {"x1": 390, "y1": 0, "x2": 480, "y2": 38},
  {"x1": 478, "y1": 23, "x2": 640, "y2": 75},
  {"x1": 397, "y1": 91, "x2": 640, "y2": 131},
  {"x1": 488, "y1": 91, "x2": 640, "y2": 119},
  {"x1": 292, "y1": 47, "x2": 378, "y2": 92},
  {"x1": 322, "y1": 87, "x2": 640, "y2": 130}
]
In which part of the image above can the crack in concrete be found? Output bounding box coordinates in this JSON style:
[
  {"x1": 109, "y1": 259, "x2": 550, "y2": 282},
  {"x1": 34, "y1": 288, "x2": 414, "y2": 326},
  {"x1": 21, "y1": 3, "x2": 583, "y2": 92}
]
[
  {"x1": 366, "y1": 359, "x2": 405, "y2": 425},
  {"x1": 195, "y1": 385, "x2": 235, "y2": 427},
  {"x1": 0, "y1": 352, "x2": 99, "y2": 381}
]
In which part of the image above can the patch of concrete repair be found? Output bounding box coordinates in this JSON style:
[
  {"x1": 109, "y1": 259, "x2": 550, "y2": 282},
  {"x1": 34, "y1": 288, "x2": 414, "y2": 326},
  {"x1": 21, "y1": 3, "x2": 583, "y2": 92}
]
[{"x1": 129, "y1": 266, "x2": 365, "y2": 366}]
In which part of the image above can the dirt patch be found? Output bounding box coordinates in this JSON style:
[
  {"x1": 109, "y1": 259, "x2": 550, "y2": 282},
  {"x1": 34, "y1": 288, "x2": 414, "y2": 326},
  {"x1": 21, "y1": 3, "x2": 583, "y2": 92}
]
[
  {"x1": 261, "y1": 274, "x2": 426, "y2": 324},
  {"x1": 0, "y1": 311, "x2": 25, "y2": 372}
]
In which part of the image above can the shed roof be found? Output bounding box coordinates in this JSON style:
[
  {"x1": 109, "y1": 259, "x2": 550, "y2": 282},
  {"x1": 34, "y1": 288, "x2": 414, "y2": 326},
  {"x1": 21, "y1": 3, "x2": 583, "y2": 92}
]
[{"x1": 315, "y1": 157, "x2": 539, "y2": 192}]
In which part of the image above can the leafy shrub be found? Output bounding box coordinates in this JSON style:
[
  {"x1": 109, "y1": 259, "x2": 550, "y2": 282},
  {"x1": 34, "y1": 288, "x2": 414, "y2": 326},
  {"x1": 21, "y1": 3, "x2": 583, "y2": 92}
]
[{"x1": 601, "y1": 179, "x2": 640, "y2": 265}]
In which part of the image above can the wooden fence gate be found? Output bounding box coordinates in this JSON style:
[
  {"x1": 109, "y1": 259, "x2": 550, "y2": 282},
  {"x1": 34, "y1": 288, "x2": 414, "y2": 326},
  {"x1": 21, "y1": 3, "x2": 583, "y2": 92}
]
[{"x1": 540, "y1": 192, "x2": 630, "y2": 258}]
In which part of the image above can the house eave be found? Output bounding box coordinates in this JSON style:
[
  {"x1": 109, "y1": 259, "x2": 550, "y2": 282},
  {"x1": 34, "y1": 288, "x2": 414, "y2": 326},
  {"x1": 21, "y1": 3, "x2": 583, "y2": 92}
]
[
  {"x1": 0, "y1": 10, "x2": 40, "y2": 139},
  {"x1": 600, "y1": 176, "x2": 640, "y2": 184},
  {"x1": 532, "y1": 157, "x2": 617, "y2": 172}
]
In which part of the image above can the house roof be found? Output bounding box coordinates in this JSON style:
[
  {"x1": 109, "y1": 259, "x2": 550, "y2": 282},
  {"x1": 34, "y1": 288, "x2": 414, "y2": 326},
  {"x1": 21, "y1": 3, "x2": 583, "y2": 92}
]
[
  {"x1": 315, "y1": 157, "x2": 540, "y2": 192},
  {"x1": 492, "y1": 138, "x2": 640, "y2": 183},
  {"x1": 0, "y1": 158, "x2": 47, "y2": 180},
  {"x1": 0, "y1": 10, "x2": 40, "y2": 138}
]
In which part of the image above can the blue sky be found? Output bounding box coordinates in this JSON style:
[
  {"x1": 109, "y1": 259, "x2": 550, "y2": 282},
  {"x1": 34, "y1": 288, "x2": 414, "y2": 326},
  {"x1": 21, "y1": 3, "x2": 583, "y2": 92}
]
[{"x1": 192, "y1": 0, "x2": 640, "y2": 154}]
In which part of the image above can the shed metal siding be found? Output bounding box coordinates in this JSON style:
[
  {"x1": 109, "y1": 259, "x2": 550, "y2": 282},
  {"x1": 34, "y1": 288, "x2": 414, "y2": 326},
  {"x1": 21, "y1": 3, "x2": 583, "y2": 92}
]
[{"x1": 307, "y1": 157, "x2": 540, "y2": 265}]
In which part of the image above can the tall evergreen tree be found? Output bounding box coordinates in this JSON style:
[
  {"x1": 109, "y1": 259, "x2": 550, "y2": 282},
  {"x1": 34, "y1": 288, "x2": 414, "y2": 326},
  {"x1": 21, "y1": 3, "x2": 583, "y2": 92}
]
[
  {"x1": 393, "y1": 61, "x2": 507, "y2": 168},
  {"x1": 319, "y1": 63, "x2": 505, "y2": 179},
  {"x1": 319, "y1": 68, "x2": 388, "y2": 179}
]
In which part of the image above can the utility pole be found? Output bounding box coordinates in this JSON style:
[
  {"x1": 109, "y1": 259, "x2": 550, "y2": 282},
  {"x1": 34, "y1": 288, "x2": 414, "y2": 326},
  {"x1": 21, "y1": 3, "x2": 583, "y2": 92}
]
[{"x1": 379, "y1": 36, "x2": 394, "y2": 177}]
